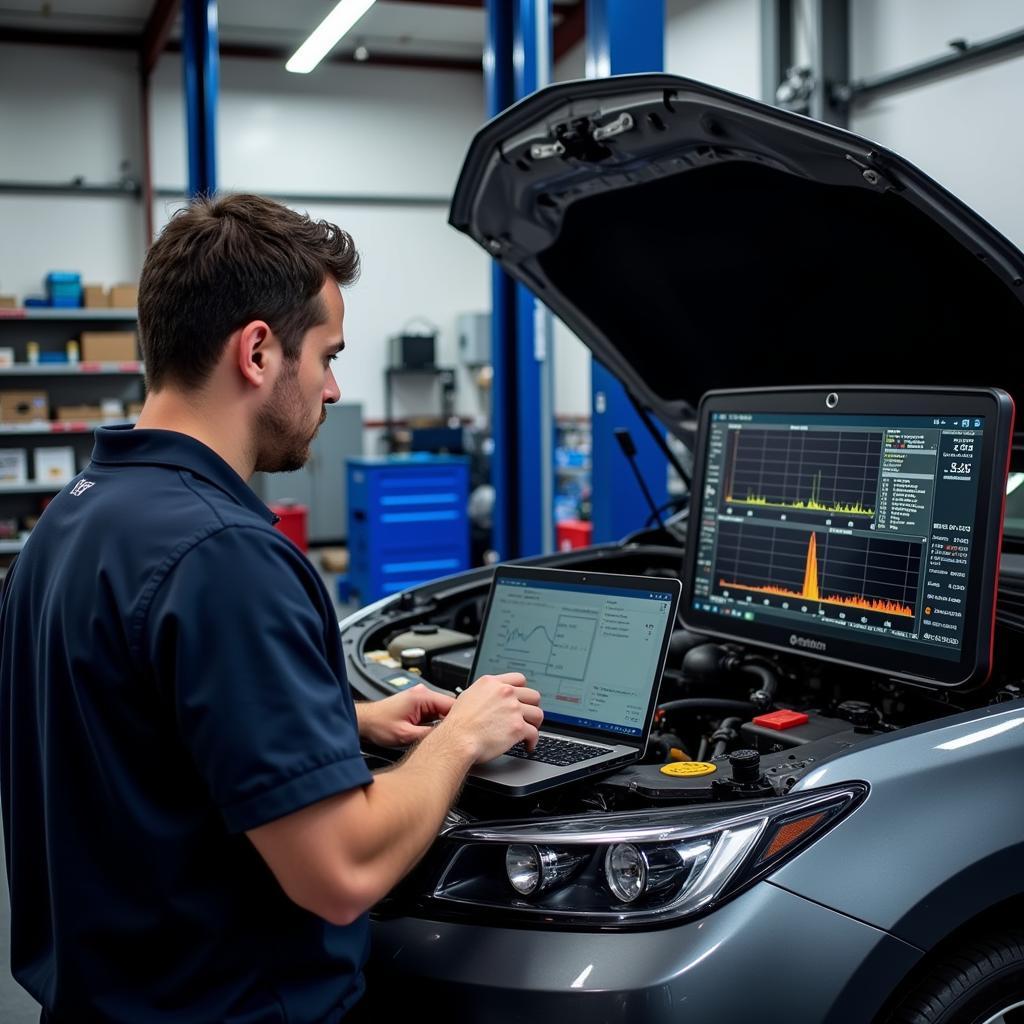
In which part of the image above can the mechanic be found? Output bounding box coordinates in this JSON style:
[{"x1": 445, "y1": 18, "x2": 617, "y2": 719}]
[{"x1": 0, "y1": 193, "x2": 543, "y2": 1023}]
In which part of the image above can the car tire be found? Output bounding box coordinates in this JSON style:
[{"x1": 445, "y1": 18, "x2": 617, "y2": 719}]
[{"x1": 889, "y1": 928, "x2": 1024, "y2": 1024}]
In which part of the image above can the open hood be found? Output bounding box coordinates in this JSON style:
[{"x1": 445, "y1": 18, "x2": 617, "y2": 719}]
[{"x1": 450, "y1": 74, "x2": 1024, "y2": 439}]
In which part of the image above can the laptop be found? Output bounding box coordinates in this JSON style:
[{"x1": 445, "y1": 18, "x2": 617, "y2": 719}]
[{"x1": 466, "y1": 565, "x2": 681, "y2": 797}]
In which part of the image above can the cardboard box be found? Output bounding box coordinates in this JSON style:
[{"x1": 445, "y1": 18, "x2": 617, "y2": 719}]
[
  {"x1": 0, "y1": 390, "x2": 48, "y2": 423},
  {"x1": 0, "y1": 449, "x2": 28, "y2": 484},
  {"x1": 0, "y1": 296, "x2": 16, "y2": 309},
  {"x1": 80, "y1": 331, "x2": 137, "y2": 362},
  {"x1": 319, "y1": 547, "x2": 349, "y2": 573},
  {"x1": 100, "y1": 399, "x2": 125, "y2": 420},
  {"x1": 34, "y1": 447, "x2": 75, "y2": 485},
  {"x1": 56, "y1": 404, "x2": 102, "y2": 422},
  {"x1": 82, "y1": 285, "x2": 110, "y2": 308},
  {"x1": 109, "y1": 283, "x2": 138, "y2": 308}
]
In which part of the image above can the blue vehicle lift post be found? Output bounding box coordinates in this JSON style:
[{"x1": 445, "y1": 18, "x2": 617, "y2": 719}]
[
  {"x1": 485, "y1": 0, "x2": 555, "y2": 560},
  {"x1": 182, "y1": 0, "x2": 219, "y2": 199}
]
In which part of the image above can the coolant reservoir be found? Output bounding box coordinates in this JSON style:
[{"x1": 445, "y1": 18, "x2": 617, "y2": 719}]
[{"x1": 386, "y1": 624, "x2": 474, "y2": 661}]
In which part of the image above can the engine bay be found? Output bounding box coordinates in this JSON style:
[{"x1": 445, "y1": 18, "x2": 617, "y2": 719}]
[{"x1": 343, "y1": 540, "x2": 1024, "y2": 823}]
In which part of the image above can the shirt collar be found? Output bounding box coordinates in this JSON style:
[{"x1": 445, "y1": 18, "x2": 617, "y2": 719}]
[{"x1": 90, "y1": 425, "x2": 278, "y2": 524}]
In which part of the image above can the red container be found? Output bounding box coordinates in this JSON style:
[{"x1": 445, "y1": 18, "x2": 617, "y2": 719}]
[
  {"x1": 270, "y1": 502, "x2": 308, "y2": 552},
  {"x1": 556, "y1": 519, "x2": 592, "y2": 551}
]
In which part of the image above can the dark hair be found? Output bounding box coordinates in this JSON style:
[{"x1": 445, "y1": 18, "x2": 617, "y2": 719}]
[{"x1": 138, "y1": 193, "x2": 359, "y2": 390}]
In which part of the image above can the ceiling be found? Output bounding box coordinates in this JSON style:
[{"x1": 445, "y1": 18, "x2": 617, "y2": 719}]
[{"x1": 0, "y1": 0, "x2": 586, "y2": 69}]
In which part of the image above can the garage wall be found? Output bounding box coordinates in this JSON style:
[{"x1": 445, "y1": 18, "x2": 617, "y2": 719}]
[
  {"x1": 550, "y1": 38, "x2": 592, "y2": 419},
  {"x1": 0, "y1": 45, "x2": 148, "y2": 299},
  {"x1": 665, "y1": 0, "x2": 761, "y2": 98},
  {"x1": 0, "y1": 43, "x2": 492, "y2": 427},
  {"x1": 847, "y1": 0, "x2": 1024, "y2": 251}
]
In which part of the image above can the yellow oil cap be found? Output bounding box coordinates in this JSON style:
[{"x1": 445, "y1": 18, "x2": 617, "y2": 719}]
[{"x1": 660, "y1": 761, "x2": 717, "y2": 777}]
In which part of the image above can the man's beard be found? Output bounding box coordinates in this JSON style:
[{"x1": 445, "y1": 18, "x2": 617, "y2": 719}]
[{"x1": 253, "y1": 364, "x2": 326, "y2": 474}]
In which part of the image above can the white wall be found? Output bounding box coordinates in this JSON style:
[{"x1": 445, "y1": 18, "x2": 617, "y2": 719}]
[
  {"x1": 665, "y1": 0, "x2": 761, "y2": 98},
  {"x1": 554, "y1": 37, "x2": 587, "y2": 83},
  {"x1": 0, "y1": 44, "x2": 147, "y2": 299},
  {"x1": 549, "y1": 38, "x2": 593, "y2": 418},
  {"x1": 848, "y1": 0, "x2": 1024, "y2": 252},
  {"x1": 150, "y1": 54, "x2": 482, "y2": 198}
]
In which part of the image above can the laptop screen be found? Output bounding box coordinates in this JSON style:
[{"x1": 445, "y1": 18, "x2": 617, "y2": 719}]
[
  {"x1": 473, "y1": 571, "x2": 677, "y2": 739},
  {"x1": 681, "y1": 387, "x2": 1014, "y2": 688}
]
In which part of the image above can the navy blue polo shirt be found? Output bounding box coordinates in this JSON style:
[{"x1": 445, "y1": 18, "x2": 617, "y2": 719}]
[{"x1": 0, "y1": 426, "x2": 374, "y2": 1023}]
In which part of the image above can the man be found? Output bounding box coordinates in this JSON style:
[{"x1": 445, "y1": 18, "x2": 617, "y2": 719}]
[{"x1": 0, "y1": 194, "x2": 543, "y2": 1023}]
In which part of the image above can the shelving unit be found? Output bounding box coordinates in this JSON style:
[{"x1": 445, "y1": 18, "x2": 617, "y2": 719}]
[
  {"x1": 0, "y1": 308, "x2": 144, "y2": 557},
  {"x1": 554, "y1": 418, "x2": 591, "y2": 524},
  {"x1": 0, "y1": 363, "x2": 143, "y2": 375},
  {"x1": 0, "y1": 482, "x2": 66, "y2": 494},
  {"x1": 383, "y1": 365, "x2": 457, "y2": 450},
  {"x1": 0, "y1": 308, "x2": 137, "y2": 321},
  {"x1": 0, "y1": 419, "x2": 137, "y2": 435}
]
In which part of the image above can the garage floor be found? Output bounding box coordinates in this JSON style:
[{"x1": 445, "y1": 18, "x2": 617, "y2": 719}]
[{"x1": 0, "y1": 827, "x2": 40, "y2": 1023}]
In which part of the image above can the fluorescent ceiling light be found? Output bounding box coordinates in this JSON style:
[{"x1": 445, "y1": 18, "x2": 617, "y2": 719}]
[{"x1": 286, "y1": 0, "x2": 377, "y2": 74}]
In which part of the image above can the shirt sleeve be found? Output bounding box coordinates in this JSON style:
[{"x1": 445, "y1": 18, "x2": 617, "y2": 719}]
[{"x1": 142, "y1": 525, "x2": 373, "y2": 833}]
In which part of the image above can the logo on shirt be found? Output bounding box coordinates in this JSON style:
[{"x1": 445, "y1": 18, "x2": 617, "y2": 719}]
[{"x1": 70, "y1": 479, "x2": 95, "y2": 497}]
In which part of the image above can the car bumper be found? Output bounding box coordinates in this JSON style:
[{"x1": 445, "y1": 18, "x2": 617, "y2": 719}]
[{"x1": 363, "y1": 881, "x2": 921, "y2": 1023}]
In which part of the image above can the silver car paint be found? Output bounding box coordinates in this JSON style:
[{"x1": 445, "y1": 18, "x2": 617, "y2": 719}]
[
  {"x1": 774, "y1": 699, "x2": 1024, "y2": 949},
  {"x1": 365, "y1": 881, "x2": 920, "y2": 1022}
]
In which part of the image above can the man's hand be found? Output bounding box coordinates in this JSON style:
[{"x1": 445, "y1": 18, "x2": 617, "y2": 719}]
[
  {"x1": 434, "y1": 672, "x2": 543, "y2": 763},
  {"x1": 356, "y1": 684, "x2": 456, "y2": 748}
]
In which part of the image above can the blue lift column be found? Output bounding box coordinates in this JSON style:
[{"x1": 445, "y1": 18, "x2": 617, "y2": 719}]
[
  {"x1": 182, "y1": 0, "x2": 219, "y2": 198},
  {"x1": 485, "y1": 0, "x2": 554, "y2": 560},
  {"x1": 586, "y1": 0, "x2": 670, "y2": 542}
]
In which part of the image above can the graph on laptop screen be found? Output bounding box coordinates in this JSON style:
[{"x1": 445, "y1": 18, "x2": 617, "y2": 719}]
[{"x1": 473, "y1": 575, "x2": 675, "y2": 738}]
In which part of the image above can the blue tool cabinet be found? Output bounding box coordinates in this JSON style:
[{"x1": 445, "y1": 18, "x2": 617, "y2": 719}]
[{"x1": 346, "y1": 454, "x2": 470, "y2": 603}]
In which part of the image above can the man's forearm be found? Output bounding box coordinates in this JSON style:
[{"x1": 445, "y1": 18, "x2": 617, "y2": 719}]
[{"x1": 343, "y1": 722, "x2": 475, "y2": 908}]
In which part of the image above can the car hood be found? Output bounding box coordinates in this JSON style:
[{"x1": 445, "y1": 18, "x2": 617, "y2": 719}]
[{"x1": 449, "y1": 73, "x2": 1024, "y2": 441}]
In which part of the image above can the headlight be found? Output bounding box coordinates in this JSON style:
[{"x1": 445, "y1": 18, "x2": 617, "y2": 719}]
[
  {"x1": 420, "y1": 783, "x2": 866, "y2": 929},
  {"x1": 605, "y1": 843, "x2": 646, "y2": 903},
  {"x1": 506, "y1": 844, "x2": 588, "y2": 895}
]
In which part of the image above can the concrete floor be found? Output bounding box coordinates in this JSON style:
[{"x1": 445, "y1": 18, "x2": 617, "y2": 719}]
[{"x1": 1, "y1": 823, "x2": 41, "y2": 1023}]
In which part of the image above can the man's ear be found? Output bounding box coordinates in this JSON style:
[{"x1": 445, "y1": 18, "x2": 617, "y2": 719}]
[{"x1": 236, "y1": 320, "x2": 276, "y2": 387}]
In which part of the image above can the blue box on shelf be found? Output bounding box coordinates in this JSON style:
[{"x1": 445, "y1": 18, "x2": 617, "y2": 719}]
[
  {"x1": 346, "y1": 454, "x2": 471, "y2": 604},
  {"x1": 45, "y1": 272, "x2": 82, "y2": 308}
]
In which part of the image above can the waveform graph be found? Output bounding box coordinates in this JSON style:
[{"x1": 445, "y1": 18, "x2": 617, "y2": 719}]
[
  {"x1": 500, "y1": 623, "x2": 554, "y2": 666},
  {"x1": 714, "y1": 520, "x2": 920, "y2": 620},
  {"x1": 724, "y1": 428, "x2": 882, "y2": 518},
  {"x1": 497, "y1": 612, "x2": 598, "y2": 681}
]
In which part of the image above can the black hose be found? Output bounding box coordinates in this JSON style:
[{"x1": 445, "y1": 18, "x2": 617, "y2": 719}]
[
  {"x1": 658, "y1": 698, "x2": 757, "y2": 715},
  {"x1": 738, "y1": 661, "x2": 779, "y2": 710},
  {"x1": 710, "y1": 716, "x2": 744, "y2": 760},
  {"x1": 739, "y1": 663, "x2": 776, "y2": 689}
]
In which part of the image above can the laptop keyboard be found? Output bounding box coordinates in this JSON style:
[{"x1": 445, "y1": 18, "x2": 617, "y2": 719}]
[{"x1": 505, "y1": 735, "x2": 612, "y2": 766}]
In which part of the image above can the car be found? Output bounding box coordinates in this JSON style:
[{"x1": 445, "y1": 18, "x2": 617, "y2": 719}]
[{"x1": 341, "y1": 74, "x2": 1024, "y2": 1024}]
